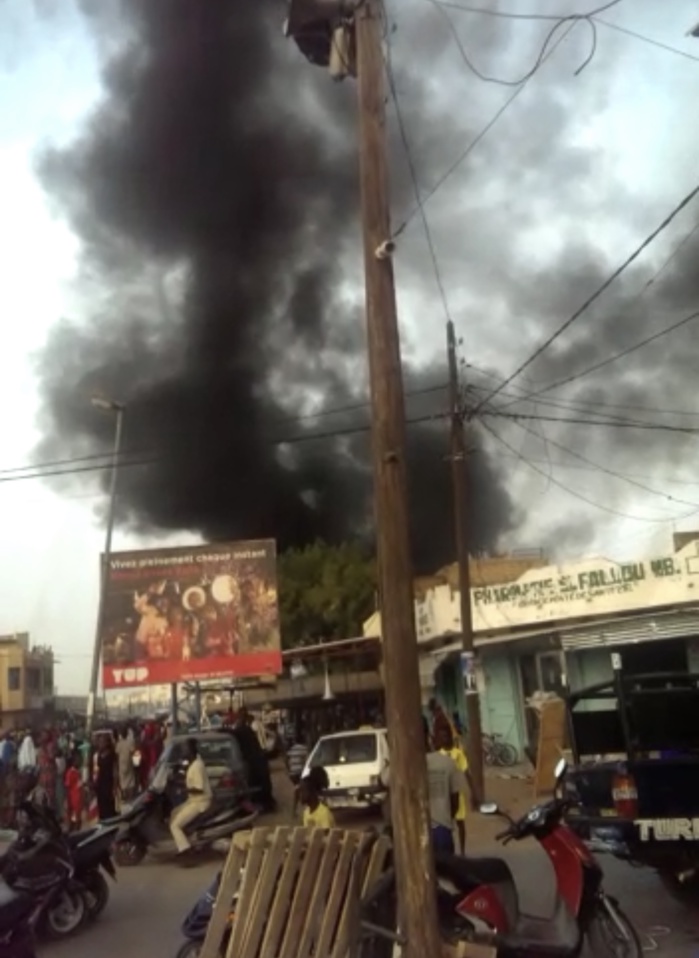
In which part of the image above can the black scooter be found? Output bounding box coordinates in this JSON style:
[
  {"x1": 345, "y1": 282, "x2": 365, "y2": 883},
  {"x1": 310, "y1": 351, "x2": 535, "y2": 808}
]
[
  {"x1": 113, "y1": 788, "x2": 259, "y2": 867},
  {"x1": 0, "y1": 818, "x2": 88, "y2": 942},
  {"x1": 0, "y1": 879, "x2": 36, "y2": 958},
  {"x1": 14, "y1": 801, "x2": 118, "y2": 922},
  {"x1": 67, "y1": 824, "x2": 119, "y2": 920}
]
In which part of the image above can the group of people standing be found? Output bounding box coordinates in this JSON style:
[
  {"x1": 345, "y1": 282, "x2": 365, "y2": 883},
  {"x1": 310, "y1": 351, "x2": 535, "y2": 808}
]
[{"x1": 0, "y1": 719, "x2": 169, "y2": 829}]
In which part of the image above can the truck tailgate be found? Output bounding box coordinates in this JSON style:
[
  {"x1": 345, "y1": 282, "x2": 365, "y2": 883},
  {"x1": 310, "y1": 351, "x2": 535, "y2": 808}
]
[{"x1": 567, "y1": 757, "x2": 699, "y2": 818}]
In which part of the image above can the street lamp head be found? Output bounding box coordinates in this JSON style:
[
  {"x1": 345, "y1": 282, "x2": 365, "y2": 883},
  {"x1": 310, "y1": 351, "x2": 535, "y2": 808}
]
[{"x1": 91, "y1": 396, "x2": 123, "y2": 413}]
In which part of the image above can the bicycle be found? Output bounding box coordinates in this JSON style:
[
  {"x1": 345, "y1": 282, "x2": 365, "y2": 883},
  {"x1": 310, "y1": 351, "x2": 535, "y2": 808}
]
[{"x1": 483, "y1": 732, "x2": 518, "y2": 768}]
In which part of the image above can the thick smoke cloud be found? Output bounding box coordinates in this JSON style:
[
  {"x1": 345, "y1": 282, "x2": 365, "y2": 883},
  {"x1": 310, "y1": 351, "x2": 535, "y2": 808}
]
[{"x1": 32, "y1": 0, "x2": 516, "y2": 572}]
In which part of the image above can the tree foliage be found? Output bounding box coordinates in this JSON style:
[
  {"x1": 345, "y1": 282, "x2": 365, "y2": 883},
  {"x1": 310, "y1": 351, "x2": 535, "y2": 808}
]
[{"x1": 278, "y1": 540, "x2": 377, "y2": 649}]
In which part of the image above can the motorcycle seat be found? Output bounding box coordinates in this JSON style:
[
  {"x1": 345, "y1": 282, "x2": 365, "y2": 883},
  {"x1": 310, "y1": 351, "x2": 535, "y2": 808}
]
[
  {"x1": 186, "y1": 800, "x2": 231, "y2": 831},
  {"x1": 0, "y1": 879, "x2": 33, "y2": 933},
  {"x1": 67, "y1": 827, "x2": 99, "y2": 847}
]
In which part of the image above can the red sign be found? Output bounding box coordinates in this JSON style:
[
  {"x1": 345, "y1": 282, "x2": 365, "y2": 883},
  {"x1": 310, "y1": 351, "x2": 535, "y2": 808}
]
[{"x1": 100, "y1": 540, "x2": 280, "y2": 689}]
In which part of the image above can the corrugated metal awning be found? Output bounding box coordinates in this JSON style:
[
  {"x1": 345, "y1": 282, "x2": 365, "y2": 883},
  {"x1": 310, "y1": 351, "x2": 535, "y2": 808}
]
[{"x1": 561, "y1": 608, "x2": 699, "y2": 651}]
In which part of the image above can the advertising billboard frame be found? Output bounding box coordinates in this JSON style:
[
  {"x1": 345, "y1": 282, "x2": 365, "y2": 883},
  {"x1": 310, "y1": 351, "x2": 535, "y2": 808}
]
[{"x1": 100, "y1": 540, "x2": 280, "y2": 690}]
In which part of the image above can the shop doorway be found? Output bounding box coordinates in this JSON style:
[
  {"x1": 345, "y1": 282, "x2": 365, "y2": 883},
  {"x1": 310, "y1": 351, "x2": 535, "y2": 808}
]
[{"x1": 519, "y1": 650, "x2": 566, "y2": 748}]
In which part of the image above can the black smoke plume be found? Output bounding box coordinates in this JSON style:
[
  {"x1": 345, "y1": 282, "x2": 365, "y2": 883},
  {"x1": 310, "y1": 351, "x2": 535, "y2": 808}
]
[{"x1": 32, "y1": 0, "x2": 516, "y2": 572}]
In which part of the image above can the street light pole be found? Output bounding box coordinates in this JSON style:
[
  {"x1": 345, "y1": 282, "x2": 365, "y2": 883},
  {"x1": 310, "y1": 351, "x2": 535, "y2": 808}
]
[{"x1": 86, "y1": 397, "x2": 124, "y2": 735}]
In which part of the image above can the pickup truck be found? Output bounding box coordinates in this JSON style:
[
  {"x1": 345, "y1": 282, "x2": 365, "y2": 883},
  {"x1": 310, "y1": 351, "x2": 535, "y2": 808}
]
[{"x1": 562, "y1": 664, "x2": 699, "y2": 903}]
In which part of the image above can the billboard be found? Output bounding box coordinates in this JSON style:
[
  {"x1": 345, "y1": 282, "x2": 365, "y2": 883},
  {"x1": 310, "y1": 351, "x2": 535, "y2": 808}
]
[{"x1": 100, "y1": 540, "x2": 280, "y2": 689}]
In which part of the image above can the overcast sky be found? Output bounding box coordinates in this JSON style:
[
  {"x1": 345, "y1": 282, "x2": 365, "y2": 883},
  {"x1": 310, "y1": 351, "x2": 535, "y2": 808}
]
[{"x1": 2, "y1": 0, "x2": 699, "y2": 693}]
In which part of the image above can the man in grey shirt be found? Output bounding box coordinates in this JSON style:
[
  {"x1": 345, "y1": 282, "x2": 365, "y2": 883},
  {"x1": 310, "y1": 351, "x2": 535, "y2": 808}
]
[{"x1": 381, "y1": 718, "x2": 466, "y2": 855}]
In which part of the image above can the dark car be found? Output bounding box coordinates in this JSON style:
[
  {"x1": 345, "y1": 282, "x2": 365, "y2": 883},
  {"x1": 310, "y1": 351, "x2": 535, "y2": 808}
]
[{"x1": 151, "y1": 731, "x2": 249, "y2": 808}]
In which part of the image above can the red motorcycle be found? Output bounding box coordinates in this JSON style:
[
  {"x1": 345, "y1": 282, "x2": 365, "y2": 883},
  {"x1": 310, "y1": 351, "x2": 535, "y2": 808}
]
[{"x1": 437, "y1": 760, "x2": 642, "y2": 957}]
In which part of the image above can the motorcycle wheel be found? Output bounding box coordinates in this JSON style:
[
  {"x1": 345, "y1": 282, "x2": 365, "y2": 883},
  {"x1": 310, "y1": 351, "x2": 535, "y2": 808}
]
[
  {"x1": 587, "y1": 899, "x2": 643, "y2": 958},
  {"x1": 43, "y1": 886, "x2": 88, "y2": 940},
  {"x1": 81, "y1": 869, "x2": 110, "y2": 920},
  {"x1": 114, "y1": 836, "x2": 147, "y2": 867}
]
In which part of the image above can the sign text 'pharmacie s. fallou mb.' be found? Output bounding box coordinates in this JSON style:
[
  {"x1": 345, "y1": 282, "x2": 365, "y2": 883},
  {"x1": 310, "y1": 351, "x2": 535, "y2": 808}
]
[{"x1": 99, "y1": 540, "x2": 281, "y2": 689}]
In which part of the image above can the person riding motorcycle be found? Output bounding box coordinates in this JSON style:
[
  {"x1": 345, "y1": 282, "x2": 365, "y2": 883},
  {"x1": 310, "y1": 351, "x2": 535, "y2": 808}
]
[{"x1": 169, "y1": 738, "x2": 212, "y2": 864}]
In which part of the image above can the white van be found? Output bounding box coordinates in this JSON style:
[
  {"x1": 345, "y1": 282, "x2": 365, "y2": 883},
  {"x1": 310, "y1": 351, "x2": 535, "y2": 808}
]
[{"x1": 302, "y1": 728, "x2": 389, "y2": 810}]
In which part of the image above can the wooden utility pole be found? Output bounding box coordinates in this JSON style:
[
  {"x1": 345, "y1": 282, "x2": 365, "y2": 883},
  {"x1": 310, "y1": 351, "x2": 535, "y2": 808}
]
[
  {"x1": 447, "y1": 320, "x2": 485, "y2": 802},
  {"x1": 355, "y1": 2, "x2": 442, "y2": 956}
]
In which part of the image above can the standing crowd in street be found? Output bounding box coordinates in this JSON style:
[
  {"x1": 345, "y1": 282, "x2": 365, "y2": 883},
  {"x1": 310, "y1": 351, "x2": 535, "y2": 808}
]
[{"x1": 0, "y1": 718, "x2": 170, "y2": 830}]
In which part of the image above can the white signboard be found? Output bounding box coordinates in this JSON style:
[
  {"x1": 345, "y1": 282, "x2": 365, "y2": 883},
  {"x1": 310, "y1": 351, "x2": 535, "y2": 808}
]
[
  {"x1": 470, "y1": 544, "x2": 699, "y2": 632},
  {"x1": 365, "y1": 541, "x2": 699, "y2": 643}
]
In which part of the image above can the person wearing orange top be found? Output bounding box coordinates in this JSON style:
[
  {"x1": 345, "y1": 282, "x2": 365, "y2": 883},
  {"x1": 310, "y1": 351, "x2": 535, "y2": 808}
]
[{"x1": 64, "y1": 755, "x2": 83, "y2": 831}]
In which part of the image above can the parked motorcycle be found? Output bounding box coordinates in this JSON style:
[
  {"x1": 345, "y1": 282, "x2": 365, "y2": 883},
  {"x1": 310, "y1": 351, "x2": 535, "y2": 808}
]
[
  {"x1": 67, "y1": 823, "x2": 119, "y2": 920},
  {"x1": 13, "y1": 800, "x2": 118, "y2": 922},
  {"x1": 0, "y1": 835, "x2": 87, "y2": 941},
  {"x1": 0, "y1": 878, "x2": 36, "y2": 958},
  {"x1": 113, "y1": 788, "x2": 259, "y2": 867},
  {"x1": 438, "y1": 759, "x2": 642, "y2": 957}
]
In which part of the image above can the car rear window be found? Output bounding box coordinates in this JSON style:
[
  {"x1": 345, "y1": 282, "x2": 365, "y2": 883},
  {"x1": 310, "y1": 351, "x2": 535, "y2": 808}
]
[
  {"x1": 163, "y1": 737, "x2": 241, "y2": 768},
  {"x1": 310, "y1": 734, "x2": 378, "y2": 766}
]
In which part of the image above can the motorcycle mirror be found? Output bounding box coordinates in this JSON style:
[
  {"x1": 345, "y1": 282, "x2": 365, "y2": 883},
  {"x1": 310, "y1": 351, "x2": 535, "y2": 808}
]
[
  {"x1": 554, "y1": 758, "x2": 568, "y2": 781},
  {"x1": 479, "y1": 802, "x2": 499, "y2": 816}
]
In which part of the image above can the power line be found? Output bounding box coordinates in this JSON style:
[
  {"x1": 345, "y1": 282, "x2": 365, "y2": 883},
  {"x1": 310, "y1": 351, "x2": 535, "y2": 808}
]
[
  {"x1": 0, "y1": 382, "x2": 449, "y2": 480},
  {"x1": 430, "y1": 0, "x2": 622, "y2": 20},
  {"x1": 482, "y1": 408, "x2": 699, "y2": 436},
  {"x1": 592, "y1": 15, "x2": 699, "y2": 64},
  {"x1": 466, "y1": 373, "x2": 699, "y2": 434},
  {"x1": 478, "y1": 446, "x2": 699, "y2": 488},
  {"x1": 466, "y1": 375, "x2": 660, "y2": 429},
  {"x1": 502, "y1": 413, "x2": 699, "y2": 510},
  {"x1": 472, "y1": 182, "x2": 699, "y2": 412},
  {"x1": 385, "y1": 36, "x2": 453, "y2": 323},
  {"x1": 430, "y1": 1, "x2": 604, "y2": 87},
  {"x1": 393, "y1": 17, "x2": 577, "y2": 238},
  {"x1": 494, "y1": 307, "x2": 699, "y2": 410},
  {"x1": 479, "y1": 416, "x2": 699, "y2": 524},
  {"x1": 0, "y1": 411, "x2": 452, "y2": 486}
]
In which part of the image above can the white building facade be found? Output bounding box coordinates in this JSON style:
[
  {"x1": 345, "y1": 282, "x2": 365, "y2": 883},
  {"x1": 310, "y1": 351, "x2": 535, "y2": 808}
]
[{"x1": 363, "y1": 540, "x2": 699, "y2": 759}]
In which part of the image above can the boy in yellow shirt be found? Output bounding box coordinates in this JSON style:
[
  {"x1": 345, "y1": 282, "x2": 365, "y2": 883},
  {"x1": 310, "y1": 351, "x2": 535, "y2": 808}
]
[
  {"x1": 299, "y1": 766, "x2": 335, "y2": 829},
  {"x1": 436, "y1": 727, "x2": 474, "y2": 854}
]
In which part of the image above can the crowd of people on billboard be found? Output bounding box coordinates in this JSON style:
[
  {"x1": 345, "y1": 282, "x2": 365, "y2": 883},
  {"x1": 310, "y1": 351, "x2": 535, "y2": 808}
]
[{"x1": 102, "y1": 570, "x2": 278, "y2": 669}]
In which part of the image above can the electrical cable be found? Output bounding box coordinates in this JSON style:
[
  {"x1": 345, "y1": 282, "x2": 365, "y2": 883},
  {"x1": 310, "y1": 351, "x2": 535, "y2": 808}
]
[
  {"x1": 592, "y1": 16, "x2": 699, "y2": 64},
  {"x1": 467, "y1": 362, "x2": 699, "y2": 419},
  {"x1": 466, "y1": 378, "x2": 661, "y2": 430},
  {"x1": 481, "y1": 408, "x2": 699, "y2": 436},
  {"x1": 494, "y1": 307, "x2": 699, "y2": 410},
  {"x1": 497, "y1": 412, "x2": 699, "y2": 510},
  {"x1": 385, "y1": 30, "x2": 453, "y2": 323},
  {"x1": 479, "y1": 416, "x2": 699, "y2": 523},
  {"x1": 431, "y1": 2, "x2": 599, "y2": 87},
  {"x1": 0, "y1": 410, "x2": 451, "y2": 486},
  {"x1": 469, "y1": 364, "x2": 688, "y2": 423},
  {"x1": 472, "y1": 182, "x2": 699, "y2": 412},
  {"x1": 392, "y1": 18, "x2": 577, "y2": 238},
  {"x1": 430, "y1": 0, "x2": 622, "y2": 21},
  {"x1": 0, "y1": 381, "x2": 449, "y2": 480}
]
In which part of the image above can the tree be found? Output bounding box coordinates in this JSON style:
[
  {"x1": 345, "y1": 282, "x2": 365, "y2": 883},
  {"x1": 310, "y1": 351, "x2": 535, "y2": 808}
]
[{"x1": 278, "y1": 540, "x2": 376, "y2": 649}]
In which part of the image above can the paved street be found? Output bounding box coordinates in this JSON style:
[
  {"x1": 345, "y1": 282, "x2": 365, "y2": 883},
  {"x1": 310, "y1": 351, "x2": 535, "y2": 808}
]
[
  {"x1": 36, "y1": 832, "x2": 697, "y2": 958},
  {"x1": 34, "y1": 768, "x2": 699, "y2": 957}
]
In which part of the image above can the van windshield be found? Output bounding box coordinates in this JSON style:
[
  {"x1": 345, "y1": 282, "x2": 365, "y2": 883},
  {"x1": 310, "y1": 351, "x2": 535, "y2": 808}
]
[{"x1": 310, "y1": 734, "x2": 378, "y2": 767}]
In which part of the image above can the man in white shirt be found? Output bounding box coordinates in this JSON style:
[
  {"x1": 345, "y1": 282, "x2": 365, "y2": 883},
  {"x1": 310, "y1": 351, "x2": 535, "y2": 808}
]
[
  {"x1": 170, "y1": 738, "x2": 212, "y2": 862},
  {"x1": 18, "y1": 731, "x2": 37, "y2": 772}
]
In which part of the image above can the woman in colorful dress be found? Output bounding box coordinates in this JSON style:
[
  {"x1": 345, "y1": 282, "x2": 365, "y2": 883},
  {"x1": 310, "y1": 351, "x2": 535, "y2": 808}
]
[{"x1": 36, "y1": 731, "x2": 58, "y2": 811}]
